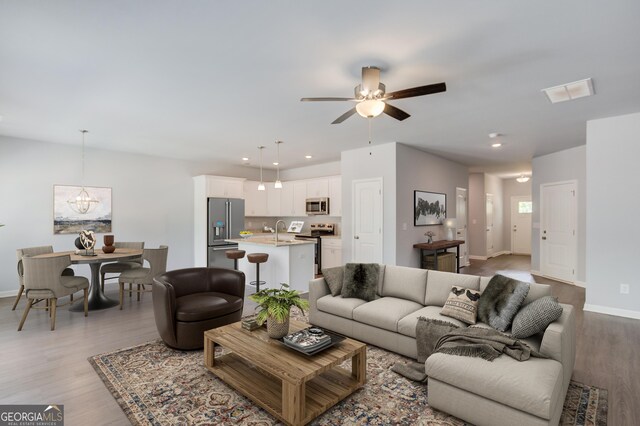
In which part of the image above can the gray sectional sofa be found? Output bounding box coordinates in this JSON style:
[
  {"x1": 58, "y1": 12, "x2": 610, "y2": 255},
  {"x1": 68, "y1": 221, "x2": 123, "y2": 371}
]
[{"x1": 308, "y1": 265, "x2": 576, "y2": 426}]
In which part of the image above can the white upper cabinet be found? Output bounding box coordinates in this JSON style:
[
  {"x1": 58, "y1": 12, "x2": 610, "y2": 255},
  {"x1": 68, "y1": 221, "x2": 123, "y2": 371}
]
[
  {"x1": 280, "y1": 182, "x2": 295, "y2": 216},
  {"x1": 292, "y1": 181, "x2": 307, "y2": 216},
  {"x1": 328, "y1": 175, "x2": 342, "y2": 217},
  {"x1": 206, "y1": 176, "x2": 245, "y2": 199},
  {"x1": 244, "y1": 181, "x2": 267, "y2": 216},
  {"x1": 306, "y1": 178, "x2": 329, "y2": 198},
  {"x1": 266, "y1": 185, "x2": 282, "y2": 217}
]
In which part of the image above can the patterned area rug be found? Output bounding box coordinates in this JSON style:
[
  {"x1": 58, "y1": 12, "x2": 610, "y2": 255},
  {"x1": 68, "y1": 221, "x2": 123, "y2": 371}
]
[{"x1": 90, "y1": 336, "x2": 607, "y2": 425}]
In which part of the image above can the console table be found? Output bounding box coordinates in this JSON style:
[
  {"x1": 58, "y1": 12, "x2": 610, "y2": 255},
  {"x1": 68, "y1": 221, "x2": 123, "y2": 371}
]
[{"x1": 413, "y1": 240, "x2": 465, "y2": 273}]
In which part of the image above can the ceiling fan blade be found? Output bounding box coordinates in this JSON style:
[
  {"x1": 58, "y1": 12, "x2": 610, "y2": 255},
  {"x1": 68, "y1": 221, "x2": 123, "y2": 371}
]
[
  {"x1": 383, "y1": 103, "x2": 411, "y2": 121},
  {"x1": 300, "y1": 97, "x2": 356, "y2": 102},
  {"x1": 331, "y1": 108, "x2": 357, "y2": 124},
  {"x1": 385, "y1": 82, "x2": 446, "y2": 100}
]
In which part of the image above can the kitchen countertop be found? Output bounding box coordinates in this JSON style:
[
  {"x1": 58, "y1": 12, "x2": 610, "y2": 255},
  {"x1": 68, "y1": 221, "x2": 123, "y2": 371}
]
[{"x1": 225, "y1": 238, "x2": 315, "y2": 247}]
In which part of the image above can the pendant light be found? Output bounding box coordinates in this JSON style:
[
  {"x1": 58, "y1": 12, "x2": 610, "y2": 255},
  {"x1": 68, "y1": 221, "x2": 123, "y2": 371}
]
[
  {"x1": 274, "y1": 140, "x2": 283, "y2": 189},
  {"x1": 67, "y1": 130, "x2": 100, "y2": 214},
  {"x1": 257, "y1": 146, "x2": 266, "y2": 191}
]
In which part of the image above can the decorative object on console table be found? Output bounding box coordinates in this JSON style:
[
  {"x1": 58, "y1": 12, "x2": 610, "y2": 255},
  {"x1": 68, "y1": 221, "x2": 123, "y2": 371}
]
[
  {"x1": 102, "y1": 235, "x2": 115, "y2": 253},
  {"x1": 424, "y1": 231, "x2": 435, "y2": 244},
  {"x1": 249, "y1": 283, "x2": 309, "y2": 339},
  {"x1": 414, "y1": 190, "x2": 446, "y2": 226},
  {"x1": 444, "y1": 217, "x2": 457, "y2": 241}
]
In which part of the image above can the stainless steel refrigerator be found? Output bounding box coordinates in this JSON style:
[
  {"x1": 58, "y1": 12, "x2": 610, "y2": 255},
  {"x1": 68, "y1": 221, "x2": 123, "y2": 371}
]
[{"x1": 207, "y1": 197, "x2": 245, "y2": 269}]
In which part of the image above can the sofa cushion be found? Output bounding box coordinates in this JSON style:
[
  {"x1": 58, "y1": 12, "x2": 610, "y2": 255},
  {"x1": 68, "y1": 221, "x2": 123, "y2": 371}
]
[
  {"x1": 316, "y1": 295, "x2": 367, "y2": 320},
  {"x1": 523, "y1": 283, "x2": 553, "y2": 305},
  {"x1": 342, "y1": 263, "x2": 380, "y2": 301},
  {"x1": 321, "y1": 266, "x2": 344, "y2": 296},
  {"x1": 175, "y1": 292, "x2": 242, "y2": 322},
  {"x1": 425, "y1": 353, "x2": 563, "y2": 420},
  {"x1": 381, "y1": 265, "x2": 428, "y2": 304},
  {"x1": 480, "y1": 276, "x2": 492, "y2": 293},
  {"x1": 376, "y1": 264, "x2": 386, "y2": 296},
  {"x1": 353, "y1": 297, "x2": 423, "y2": 332},
  {"x1": 425, "y1": 271, "x2": 480, "y2": 306},
  {"x1": 440, "y1": 286, "x2": 481, "y2": 325},
  {"x1": 398, "y1": 305, "x2": 467, "y2": 338},
  {"x1": 511, "y1": 296, "x2": 563, "y2": 339}
]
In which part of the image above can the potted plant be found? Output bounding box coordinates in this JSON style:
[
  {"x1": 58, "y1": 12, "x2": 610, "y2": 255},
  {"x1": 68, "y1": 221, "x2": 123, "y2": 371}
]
[{"x1": 249, "y1": 283, "x2": 309, "y2": 339}]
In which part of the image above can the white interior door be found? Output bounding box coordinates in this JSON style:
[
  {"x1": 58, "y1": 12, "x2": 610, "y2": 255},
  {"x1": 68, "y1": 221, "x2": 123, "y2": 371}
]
[
  {"x1": 456, "y1": 187, "x2": 469, "y2": 266},
  {"x1": 352, "y1": 178, "x2": 383, "y2": 263},
  {"x1": 511, "y1": 195, "x2": 532, "y2": 255},
  {"x1": 541, "y1": 181, "x2": 577, "y2": 282},
  {"x1": 486, "y1": 193, "x2": 494, "y2": 257}
]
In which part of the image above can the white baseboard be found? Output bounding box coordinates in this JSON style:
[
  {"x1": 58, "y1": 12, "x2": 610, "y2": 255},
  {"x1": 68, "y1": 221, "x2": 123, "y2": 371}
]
[
  {"x1": 0, "y1": 290, "x2": 18, "y2": 299},
  {"x1": 468, "y1": 255, "x2": 487, "y2": 261},
  {"x1": 490, "y1": 251, "x2": 511, "y2": 258},
  {"x1": 583, "y1": 304, "x2": 640, "y2": 320},
  {"x1": 530, "y1": 269, "x2": 542, "y2": 276},
  {"x1": 530, "y1": 270, "x2": 579, "y2": 286}
]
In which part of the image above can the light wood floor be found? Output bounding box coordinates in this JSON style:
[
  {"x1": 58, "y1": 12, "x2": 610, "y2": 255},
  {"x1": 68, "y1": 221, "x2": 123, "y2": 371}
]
[{"x1": 1, "y1": 256, "x2": 638, "y2": 425}]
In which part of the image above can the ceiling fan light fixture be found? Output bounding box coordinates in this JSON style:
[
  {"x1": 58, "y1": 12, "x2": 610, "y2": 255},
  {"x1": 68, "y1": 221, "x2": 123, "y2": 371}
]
[{"x1": 356, "y1": 99, "x2": 385, "y2": 118}]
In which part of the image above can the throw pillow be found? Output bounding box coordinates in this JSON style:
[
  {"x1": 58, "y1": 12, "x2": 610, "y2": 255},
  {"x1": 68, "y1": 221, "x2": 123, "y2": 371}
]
[
  {"x1": 416, "y1": 317, "x2": 460, "y2": 363},
  {"x1": 322, "y1": 266, "x2": 344, "y2": 296},
  {"x1": 440, "y1": 286, "x2": 481, "y2": 325},
  {"x1": 477, "y1": 274, "x2": 530, "y2": 332},
  {"x1": 511, "y1": 296, "x2": 563, "y2": 339},
  {"x1": 341, "y1": 263, "x2": 380, "y2": 301}
]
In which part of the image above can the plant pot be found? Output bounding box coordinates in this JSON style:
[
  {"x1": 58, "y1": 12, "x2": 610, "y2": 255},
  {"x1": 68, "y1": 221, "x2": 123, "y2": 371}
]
[{"x1": 267, "y1": 316, "x2": 290, "y2": 339}]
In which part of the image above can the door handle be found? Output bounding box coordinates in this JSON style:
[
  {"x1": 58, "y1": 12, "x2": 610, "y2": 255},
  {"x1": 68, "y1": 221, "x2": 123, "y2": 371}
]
[
  {"x1": 354, "y1": 236, "x2": 360, "y2": 239},
  {"x1": 541, "y1": 236, "x2": 547, "y2": 240}
]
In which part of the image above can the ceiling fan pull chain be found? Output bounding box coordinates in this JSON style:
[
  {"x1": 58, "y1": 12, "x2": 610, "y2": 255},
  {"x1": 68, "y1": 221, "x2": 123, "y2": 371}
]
[{"x1": 368, "y1": 118, "x2": 372, "y2": 155}]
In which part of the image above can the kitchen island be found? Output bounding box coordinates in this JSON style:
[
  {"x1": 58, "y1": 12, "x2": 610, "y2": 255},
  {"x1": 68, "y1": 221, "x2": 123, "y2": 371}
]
[{"x1": 225, "y1": 237, "x2": 315, "y2": 293}]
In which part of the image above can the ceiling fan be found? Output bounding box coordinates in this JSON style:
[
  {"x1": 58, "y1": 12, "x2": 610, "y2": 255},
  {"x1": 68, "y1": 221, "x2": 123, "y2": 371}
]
[{"x1": 301, "y1": 66, "x2": 446, "y2": 124}]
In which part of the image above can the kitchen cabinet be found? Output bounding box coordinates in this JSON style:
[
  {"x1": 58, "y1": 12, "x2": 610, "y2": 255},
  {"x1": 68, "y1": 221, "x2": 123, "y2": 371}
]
[
  {"x1": 244, "y1": 181, "x2": 267, "y2": 216},
  {"x1": 206, "y1": 176, "x2": 245, "y2": 198},
  {"x1": 328, "y1": 175, "x2": 341, "y2": 216},
  {"x1": 321, "y1": 238, "x2": 343, "y2": 269},
  {"x1": 293, "y1": 181, "x2": 307, "y2": 216},
  {"x1": 266, "y1": 185, "x2": 281, "y2": 216},
  {"x1": 280, "y1": 182, "x2": 295, "y2": 216},
  {"x1": 306, "y1": 178, "x2": 329, "y2": 198}
]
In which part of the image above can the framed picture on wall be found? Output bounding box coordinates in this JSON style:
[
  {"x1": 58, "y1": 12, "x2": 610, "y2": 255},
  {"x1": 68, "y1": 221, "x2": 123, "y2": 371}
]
[
  {"x1": 53, "y1": 185, "x2": 112, "y2": 234},
  {"x1": 414, "y1": 190, "x2": 446, "y2": 226}
]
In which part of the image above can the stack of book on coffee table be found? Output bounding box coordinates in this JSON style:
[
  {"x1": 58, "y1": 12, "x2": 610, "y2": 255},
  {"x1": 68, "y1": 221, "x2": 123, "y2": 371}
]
[{"x1": 282, "y1": 327, "x2": 333, "y2": 355}]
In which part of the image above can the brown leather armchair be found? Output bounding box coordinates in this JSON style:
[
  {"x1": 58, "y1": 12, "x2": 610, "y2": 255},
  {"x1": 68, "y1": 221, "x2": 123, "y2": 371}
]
[{"x1": 152, "y1": 267, "x2": 245, "y2": 350}]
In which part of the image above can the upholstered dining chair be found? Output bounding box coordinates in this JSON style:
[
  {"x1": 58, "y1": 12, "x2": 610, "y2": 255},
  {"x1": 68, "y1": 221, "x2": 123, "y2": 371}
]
[
  {"x1": 119, "y1": 245, "x2": 168, "y2": 309},
  {"x1": 18, "y1": 254, "x2": 89, "y2": 331},
  {"x1": 100, "y1": 241, "x2": 145, "y2": 292},
  {"x1": 14, "y1": 246, "x2": 75, "y2": 311}
]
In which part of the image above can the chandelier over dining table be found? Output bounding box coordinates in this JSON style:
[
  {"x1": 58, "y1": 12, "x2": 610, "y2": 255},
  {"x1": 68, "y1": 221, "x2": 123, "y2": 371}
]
[{"x1": 67, "y1": 129, "x2": 100, "y2": 214}]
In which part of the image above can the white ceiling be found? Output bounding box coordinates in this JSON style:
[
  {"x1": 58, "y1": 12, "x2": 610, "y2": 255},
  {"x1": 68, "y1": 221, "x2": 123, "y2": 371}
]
[{"x1": 1, "y1": 1, "x2": 639, "y2": 173}]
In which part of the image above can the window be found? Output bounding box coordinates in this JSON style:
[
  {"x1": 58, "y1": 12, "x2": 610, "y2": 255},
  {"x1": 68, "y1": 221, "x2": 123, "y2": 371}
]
[{"x1": 518, "y1": 201, "x2": 533, "y2": 214}]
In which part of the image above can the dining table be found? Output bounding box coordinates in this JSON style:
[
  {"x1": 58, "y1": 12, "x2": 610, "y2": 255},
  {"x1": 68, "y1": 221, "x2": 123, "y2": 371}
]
[{"x1": 34, "y1": 248, "x2": 144, "y2": 311}]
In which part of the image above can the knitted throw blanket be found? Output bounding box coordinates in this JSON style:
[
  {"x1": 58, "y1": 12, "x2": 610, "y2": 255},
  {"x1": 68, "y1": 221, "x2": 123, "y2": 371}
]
[{"x1": 433, "y1": 326, "x2": 547, "y2": 362}]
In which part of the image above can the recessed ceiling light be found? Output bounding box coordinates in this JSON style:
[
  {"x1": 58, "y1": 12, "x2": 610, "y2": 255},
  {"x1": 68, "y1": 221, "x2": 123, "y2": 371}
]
[
  {"x1": 488, "y1": 132, "x2": 500, "y2": 138},
  {"x1": 491, "y1": 142, "x2": 502, "y2": 148},
  {"x1": 272, "y1": 162, "x2": 279, "y2": 166},
  {"x1": 516, "y1": 174, "x2": 530, "y2": 183},
  {"x1": 305, "y1": 155, "x2": 312, "y2": 159},
  {"x1": 542, "y1": 78, "x2": 594, "y2": 103},
  {"x1": 242, "y1": 157, "x2": 249, "y2": 161}
]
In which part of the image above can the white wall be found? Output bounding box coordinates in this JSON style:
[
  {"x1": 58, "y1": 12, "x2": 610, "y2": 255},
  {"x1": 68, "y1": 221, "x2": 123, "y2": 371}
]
[
  {"x1": 531, "y1": 145, "x2": 586, "y2": 281},
  {"x1": 468, "y1": 173, "x2": 486, "y2": 257},
  {"x1": 0, "y1": 135, "x2": 265, "y2": 295},
  {"x1": 484, "y1": 173, "x2": 505, "y2": 255},
  {"x1": 341, "y1": 143, "x2": 397, "y2": 264},
  {"x1": 502, "y1": 178, "x2": 532, "y2": 251},
  {"x1": 279, "y1": 161, "x2": 340, "y2": 181},
  {"x1": 395, "y1": 144, "x2": 468, "y2": 267},
  {"x1": 586, "y1": 112, "x2": 640, "y2": 317}
]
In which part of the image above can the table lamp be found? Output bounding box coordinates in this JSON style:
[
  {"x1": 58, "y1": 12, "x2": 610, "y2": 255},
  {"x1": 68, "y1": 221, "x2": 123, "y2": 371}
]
[{"x1": 444, "y1": 218, "x2": 457, "y2": 241}]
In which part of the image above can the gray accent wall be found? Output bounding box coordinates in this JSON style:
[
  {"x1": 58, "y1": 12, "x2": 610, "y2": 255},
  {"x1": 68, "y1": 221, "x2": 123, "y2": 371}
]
[
  {"x1": 586, "y1": 112, "x2": 640, "y2": 315},
  {"x1": 395, "y1": 144, "x2": 469, "y2": 268},
  {"x1": 531, "y1": 145, "x2": 586, "y2": 282}
]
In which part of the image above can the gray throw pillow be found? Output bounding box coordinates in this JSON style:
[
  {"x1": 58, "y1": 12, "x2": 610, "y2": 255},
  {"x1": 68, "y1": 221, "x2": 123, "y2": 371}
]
[
  {"x1": 341, "y1": 263, "x2": 379, "y2": 301},
  {"x1": 478, "y1": 274, "x2": 530, "y2": 332},
  {"x1": 511, "y1": 296, "x2": 563, "y2": 339},
  {"x1": 322, "y1": 266, "x2": 344, "y2": 296}
]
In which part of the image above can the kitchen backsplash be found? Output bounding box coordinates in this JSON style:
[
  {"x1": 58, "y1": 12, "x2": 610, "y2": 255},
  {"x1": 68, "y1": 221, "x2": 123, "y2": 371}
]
[{"x1": 244, "y1": 216, "x2": 341, "y2": 235}]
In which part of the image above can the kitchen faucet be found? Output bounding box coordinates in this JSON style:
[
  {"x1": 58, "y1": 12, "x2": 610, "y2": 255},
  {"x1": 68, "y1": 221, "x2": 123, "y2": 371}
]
[{"x1": 275, "y1": 220, "x2": 286, "y2": 245}]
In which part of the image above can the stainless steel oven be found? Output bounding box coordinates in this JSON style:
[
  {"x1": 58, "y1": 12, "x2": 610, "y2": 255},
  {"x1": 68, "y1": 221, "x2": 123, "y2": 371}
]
[
  {"x1": 294, "y1": 224, "x2": 335, "y2": 274},
  {"x1": 305, "y1": 197, "x2": 329, "y2": 215}
]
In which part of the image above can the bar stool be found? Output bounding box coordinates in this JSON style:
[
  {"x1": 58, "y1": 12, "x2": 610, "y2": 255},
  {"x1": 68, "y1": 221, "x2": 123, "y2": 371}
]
[
  {"x1": 225, "y1": 250, "x2": 246, "y2": 270},
  {"x1": 247, "y1": 253, "x2": 269, "y2": 291}
]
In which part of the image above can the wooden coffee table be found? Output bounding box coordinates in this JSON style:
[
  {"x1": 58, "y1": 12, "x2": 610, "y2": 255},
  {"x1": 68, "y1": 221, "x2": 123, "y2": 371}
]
[{"x1": 204, "y1": 319, "x2": 367, "y2": 426}]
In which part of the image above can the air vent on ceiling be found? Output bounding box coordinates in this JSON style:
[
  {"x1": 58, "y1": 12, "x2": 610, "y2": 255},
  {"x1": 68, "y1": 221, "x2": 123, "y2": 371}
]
[{"x1": 542, "y1": 78, "x2": 594, "y2": 104}]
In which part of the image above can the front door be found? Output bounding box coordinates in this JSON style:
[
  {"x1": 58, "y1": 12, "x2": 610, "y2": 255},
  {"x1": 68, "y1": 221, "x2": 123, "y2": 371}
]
[
  {"x1": 352, "y1": 178, "x2": 383, "y2": 263},
  {"x1": 511, "y1": 195, "x2": 532, "y2": 255},
  {"x1": 541, "y1": 181, "x2": 577, "y2": 282},
  {"x1": 456, "y1": 187, "x2": 469, "y2": 267}
]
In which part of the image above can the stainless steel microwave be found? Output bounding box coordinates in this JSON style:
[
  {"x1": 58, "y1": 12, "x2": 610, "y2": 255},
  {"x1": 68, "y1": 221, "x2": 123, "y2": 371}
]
[{"x1": 305, "y1": 198, "x2": 330, "y2": 215}]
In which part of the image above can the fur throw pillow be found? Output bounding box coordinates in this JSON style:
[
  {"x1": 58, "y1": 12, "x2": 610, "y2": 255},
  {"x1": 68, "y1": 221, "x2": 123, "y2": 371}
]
[
  {"x1": 341, "y1": 263, "x2": 380, "y2": 301},
  {"x1": 322, "y1": 266, "x2": 344, "y2": 296},
  {"x1": 478, "y1": 274, "x2": 530, "y2": 332}
]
